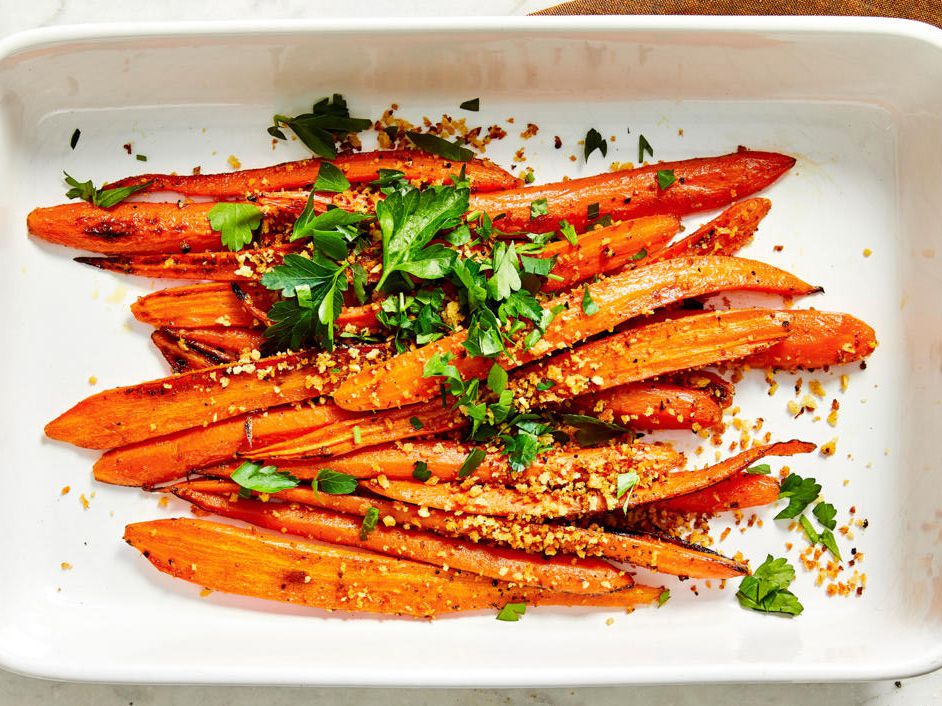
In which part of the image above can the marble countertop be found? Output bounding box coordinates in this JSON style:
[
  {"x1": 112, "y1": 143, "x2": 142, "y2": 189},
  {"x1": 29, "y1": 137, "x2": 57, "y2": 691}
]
[{"x1": 1, "y1": 1, "x2": 939, "y2": 703}]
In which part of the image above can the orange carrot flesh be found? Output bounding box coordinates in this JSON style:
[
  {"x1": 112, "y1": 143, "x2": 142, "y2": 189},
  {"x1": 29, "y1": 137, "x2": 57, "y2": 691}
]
[
  {"x1": 656, "y1": 474, "x2": 782, "y2": 514},
  {"x1": 179, "y1": 480, "x2": 743, "y2": 579},
  {"x1": 539, "y1": 215, "x2": 679, "y2": 293},
  {"x1": 168, "y1": 327, "x2": 266, "y2": 357},
  {"x1": 46, "y1": 346, "x2": 380, "y2": 450},
  {"x1": 172, "y1": 485, "x2": 632, "y2": 594},
  {"x1": 245, "y1": 399, "x2": 465, "y2": 460},
  {"x1": 75, "y1": 246, "x2": 297, "y2": 282},
  {"x1": 652, "y1": 197, "x2": 772, "y2": 261},
  {"x1": 93, "y1": 401, "x2": 354, "y2": 487},
  {"x1": 742, "y1": 310, "x2": 877, "y2": 370},
  {"x1": 106, "y1": 150, "x2": 521, "y2": 197},
  {"x1": 132, "y1": 283, "x2": 268, "y2": 329},
  {"x1": 510, "y1": 308, "x2": 792, "y2": 406},
  {"x1": 466, "y1": 151, "x2": 795, "y2": 234},
  {"x1": 569, "y1": 382, "x2": 723, "y2": 430},
  {"x1": 333, "y1": 256, "x2": 820, "y2": 412},
  {"x1": 151, "y1": 330, "x2": 224, "y2": 374},
  {"x1": 124, "y1": 518, "x2": 659, "y2": 615}
]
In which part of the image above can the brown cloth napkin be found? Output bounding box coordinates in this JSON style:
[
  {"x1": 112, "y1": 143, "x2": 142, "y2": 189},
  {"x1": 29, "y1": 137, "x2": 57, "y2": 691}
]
[{"x1": 532, "y1": 0, "x2": 940, "y2": 27}]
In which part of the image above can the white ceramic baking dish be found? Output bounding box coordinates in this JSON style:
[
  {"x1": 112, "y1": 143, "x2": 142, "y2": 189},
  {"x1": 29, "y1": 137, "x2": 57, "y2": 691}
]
[{"x1": 0, "y1": 16, "x2": 940, "y2": 686}]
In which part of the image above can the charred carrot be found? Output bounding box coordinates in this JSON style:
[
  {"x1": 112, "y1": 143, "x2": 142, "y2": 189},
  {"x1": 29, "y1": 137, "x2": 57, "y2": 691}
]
[
  {"x1": 539, "y1": 215, "x2": 679, "y2": 292},
  {"x1": 657, "y1": 474, "x2": 782, "y2": 514},
  {"x1": 333, "y1": 256, "x2": 820, "y2": 411},
  {"x1": 167, "y1": 327, "x2": 266, "y2": 357},
  {"x1": 652, "y1": 197, "x2": 772, "y2": 261},
  {"x1": 669, "y1": 370, "x2": 735, "y2": 409},
  {"x1": 742, "y1": 310, "x2": 877, "y2": 369},
  {"x1": 151, "y1": 330, "x2": 225, "y2": 374},
  {"x1": 466, "y1": 151, "x2": 795, "y2": 234},
  {"x1": 46, "y1": 346, "x2": 380, "y2": 449},
  {"x1": 172, "y1": 485, "x2": 631, "y2": 594},
  {"x1": 93, "y1": 401, "x2": 354, "y2": 487},
  {"x1": 511, "y1": 308, "x2": 792, "y2": 406},
  {"x1": 131, "y1": 283, "x2": 266, "y2": 329},
  {"x1": 568, "y1": 381, "x2": 723, "y2": 430},
  {"x1": 106, "y1": 150, "x2": 521, "y2": 197},
  {"x1": 124, "y1": 518, "x2": 660, "y2": 615},
  {"x1": 180, "y1": 481, "x2": 744, "y2": 579},
  {"x1": 75, "y1": 246, "x2": 298, "y2": 281}
]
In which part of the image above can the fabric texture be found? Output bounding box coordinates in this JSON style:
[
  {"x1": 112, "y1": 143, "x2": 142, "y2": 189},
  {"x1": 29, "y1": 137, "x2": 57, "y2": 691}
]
[{"x1": 532, "y1": 0, "x2": 940, "y2": 27}]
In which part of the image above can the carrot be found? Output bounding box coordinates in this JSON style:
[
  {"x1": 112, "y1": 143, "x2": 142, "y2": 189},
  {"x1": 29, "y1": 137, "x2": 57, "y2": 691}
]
[
  {"x1": 362, "y1": 439, "x2": 814, "y2": 519},
  {"x1": 466, "y1": 151, "x2": 795, "y2": 234},
  {"x1": 46, "y1": 346, "x2": 381, "y2": 449},
  {"x1": 124, "y1": 518, "x2": 660, "y2": 616},
  {"x1": 106, "y1": 150, "x2": 521, "y2": 197},
  {"x1": 171, "y1": 485, "x2": 632, "y2": 594},
  {"x1": 742, "y1": 310, "x2": 877, "y2": 369},
  {"x1": 511, "y1": 308, "x2": 792, "y2": 406},
  {"x1": 568, "y1": 381, "x2": 724, "y2": 430},
  {"x1": 652, "y1": 197, "x2": 772, "y2": 261},
  {"x1": 151, "y1": 330, "x2": 225, "y2": 374},
  {"x1": 178, "y1": 480, "x2": 744, "y2": 578},
  {"x1": 333, "y1": 256, "x2": 820, "y2": 412},
  {"x1": 657, "y1": 474, "x2": 782, "y2": 514},
  {"x1": 245, "y1": 399, "x2": 465, "y2": 460},
  {"x1": 670, "y1": 370, "x2": 735, "y2": 408},
  {"x1": 93, "y1": 401, "x2": 354, "y2": 487},
  {"x1": 74, "y1": 245, "x2": 297, "y2": 282},
  {"x1": 28, "y1": 201, "x2": 229, "y2": 255},
  {"x1": 539, "y1": 215, "x2": 679, "y2": 292},
  {"x1": 131, "y1": 283, "x2": 266, "y2": 329},
  {"x1": 167, "y1": 327, "x2": 266, "y2": 357}
]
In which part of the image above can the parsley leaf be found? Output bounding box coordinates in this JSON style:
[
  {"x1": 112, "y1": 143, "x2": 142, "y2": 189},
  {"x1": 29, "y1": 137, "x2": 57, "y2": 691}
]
[
  {"x1": 799, "y1": 514, "x2": 819, "y2": 544},
  {"x1": 409, "y1": 416, "x2": 424, "y2": 431},
  {"x1": 487, "y1": 242, "x2": 523, "y2": 302},
  {"x1": 405, "y1": 131, "x2": 473, "y2": 162},
  {"x1": 412, "y1": 461, "x2": 432, "y2": 482},
  {"x1": 736, "y1": 555, "x2": 803, "y2": 617},
  {"x1": 820, "y1": 529, "x2": 842, "y2": 560},
  {"x1": 487, "y1": 363, "x2": 508, "y2": 395},
  {"x1": 458, "y1": 448, "x2": 486, "y2": 479},
  {"x1": 530, "y1": 198, "x2": 549, "y2": 219},
  {"x1": 558, "y1": 220, "x2": 578, "y2": 246},
  {"x1": 581, "y1": 286, "x2": 599, "y2": 315},
  {"x1": 312, "y1": 161, "x2": 351, "y2": 193},
  {"x1": 746, "y1": 463, "x2": 771, "y2": 475},
  {"x1": 638, "y1": 134, "x2": 653, "y2": 163},
  {"x1": 813, "y1": 501, "x2": 837, "y2": 530},
  {"x1": 657, "y1": 169, "x2": 676, "y2": 190},
  {"x1": 290, "y1": 195, "x2": 369, "y2": 259},
  {"x1": 64, "y1": 172, "x2": 152, "y2": 209},
  {"x1": 359, "y1": 506, "x2": 380, "y2": 540},
  {"x1": 376, "y1": 183, "x2": 468, "y2": 291},
  {"x1": 269, "y1": 95, "x2": 371, "y2": 159},
  {"x1": 561, "y1": 413, "x2": 633, "y2": 446},
  {"x1": 616, "y1": 470, "x2": 639, "y2": 513},
  {"x1": 584, "y1": 128, "x2": 608, "y2": 161},
  {"x1": 496, "y1": 602, "x2": 526, "y2": 622},
  {"x1": 459, "y1": 98, "x2": 480, "y2": 112},
  {"x1": 376, "y1": 289, "x2": 450, "y2": 353},
  {"x1": 207, "y1": 202, "x2": 264, "y2": 252},
  {"x1": 775, "y1": 473, "x2": 821, "y2": 520},
  {"x1": 230, "y1": 460, "x2": 300, "y2": 493},
  {"x1": 587, "y1": 202, "x2": 600, "y2": 221},
  {"x1": 657, "y1": 589, "x2": 671, "y2": 607},
  {"x1": 312, "y1": 469, "x2": 358, "y2": 495}
]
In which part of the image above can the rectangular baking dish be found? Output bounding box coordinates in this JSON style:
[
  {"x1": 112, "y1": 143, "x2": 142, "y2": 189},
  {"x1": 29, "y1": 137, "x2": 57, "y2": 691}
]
[{"x1": 0, "y1": 16, "x2": 941, "y2": 686}]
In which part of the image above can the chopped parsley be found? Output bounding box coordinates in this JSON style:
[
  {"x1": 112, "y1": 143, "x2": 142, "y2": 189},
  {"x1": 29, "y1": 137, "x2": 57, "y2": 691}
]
[
  {"x1": 586, "y1": 202, "x2": 600, "y2": 221},
  {"x1": 774, "y1": 473, "x2": 821, "y2": 520},
  {"x1": 312, "y1": 161, "x2": 351, "y2": 193},
  {"x1": 457, "y1": 448, "x2": 487, "y2": 479},
  {"x1": 268, "y1": 94, "x2": 371, "y2": 159},
  {"x1": 136, "y1": 154, "x2": 148, "y2": 162},
  {"x1": 616, "y1": 470, "x2": 639, "y2": 513},
  {"x1": 638, "y1": 134, "x2": 653, "y2": 163},
  {"x1": 352, "y1": 425, "x2": 362, "y2": 444},
  {"x1": 289, "y1": 193, "x2": 370, "y2": 258},
  {"x1": 657, "y1": 169, "x2": 676, "y2": 190},
  {"x1": 207, "y1": 202, "x2": 264, "y2": 252},
  {"x1": 813, "y1": 501, "x2": 837, "y2": 529},
  {"x1": 631, "y1": 247, "x2": 648, "y2": 261},
  {"x1": 736, "y1": 555, "x2": 803, "y2": 617},
  {"x1": 581, "y1": 286, "x2": 599, "y2": 315},
  {"x1": 376, "y1": 289, "x2": 451, "y2": 353},
  {"x1": 560, "y1": 413, "x2": 633, "y2": 446},
  {"x1": 558, "y1": 220, "x2": 578, "y2": 246},
  {"x1": 584, "y1": 128, "x2": 608, "y2": 161},
  {"x1": 746, "y1": 463, "x2": 771, "y2": 475},
  {"x1": 64, "y1": 172, "x2": 152, "y2": 209},
  {"x1": 359, "y1": 506, "x2": 380, "y2": 540},
  {"x1": 409, "y1": 416, "x2": 424, "y2": 431},
  {"x1": 312, "y1": 469, "x2": 358, "y2": 495},
  {"x1": 405, "y1": 131, "x2": 473, "y2": 162},
  {"x1": 496, "y1": 602, "x2": 526, "y2": 622},
  {"x1": 459, "y1": 98, "x2": 480, "y2": 112},
  {"x1": 657, "y1": 589, "x2": 671, "y2": 607},
  {"x1": 412, "y1": 461, "x2": 432, "y2": 482},
  {"x1": 230, "y1": 461, "x2": 300, "y2": 493},
  {"x1": 530, "y1": 198, "x2": 549, "y2": 219}
]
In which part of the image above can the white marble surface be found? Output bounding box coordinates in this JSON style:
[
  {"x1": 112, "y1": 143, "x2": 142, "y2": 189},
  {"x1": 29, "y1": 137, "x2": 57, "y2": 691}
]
[{"x1": 2, "y1": 2, "x2": 941, "y2": 703}]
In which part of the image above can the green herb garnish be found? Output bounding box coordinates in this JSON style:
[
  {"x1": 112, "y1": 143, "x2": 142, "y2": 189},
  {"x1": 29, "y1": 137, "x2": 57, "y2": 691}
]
[
  {"x1": 581, "y1": 286, "x2": 599, "y2": 315},
  {"x1": 459, "y1": 98, "x2": 480, "y2": 112},
  {"x1": 736, "y1": 555, "x2": 804, "y2": 617},
  {"x1": 560, "y1": 413, "x2": 633, "y2": 446},
  {"x1": 638, "y1": 134, "x2": 653, "y2": 163},
  {"x1": 405, "y1": 131, "x2": 473, "y2": 162},
  {"x1": 412, "y1": 461, "x2": 432, "y2": 482},
  {"x1": 559, "y1": 220, "x2": 578, "y2": 246},
  {"x1": 746, "y1": 463, "x2": 771, "y2": 475},
  {"x1": 360, "y1": 506, "x2": 380, "y2": 540},
  {"x1": 312, "y1": 469, "x2": 358, "y2": 495},
  {"x1": 530, "y1": 198, "x2": 549, "y2": 219},
  {"x1": 616, "y1": 470, "x2": 640, "y2": 513},
  {"x1": 584, "y1": 128, "x2": 608, "y2": 161},
  {"x1": 657, "y1": 589, "x2": 671, "y2": 607},
  {"x1": 775, "y1": 473, "x2": 821, "y2": 520},
  {"x1": 64, "y1": 172, "x2": 152, "y2": 210},
  {"x1": 312, "y1": 161, "x2": 351, "y2": 193},
  {"x1": 457, "y1": 448, "x2": 487, "y2": 479},
  {"x1": 496, "y1": 602, "x2": 526, "y2": 622},
  {"x1": 207, "y1": 202, "x2": 264, "y2": 252},
  {"x1": 230, "y1": 460, "x2": 300, "y2": 493},
  {"x1": 657, "y1": 169, "x2": 676, "y2": 190},
  {"x1": 269, "y1": 94, "x2": 371, "y2": 159},
  {"x1": 409, "y1": 416, "x2": 424, "y2": 430},
  {"x1": 813, "y1": 501, "x2": 837, "y2": 530}
]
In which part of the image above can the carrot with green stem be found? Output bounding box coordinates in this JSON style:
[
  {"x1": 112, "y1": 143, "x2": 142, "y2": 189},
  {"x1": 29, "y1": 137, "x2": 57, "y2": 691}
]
[
  {"x1": 170, "y1": 485, "x2": 632, "y2": 594},
  {"x1": 333, "y1": 255, "x2": 820, "y2": 412}
]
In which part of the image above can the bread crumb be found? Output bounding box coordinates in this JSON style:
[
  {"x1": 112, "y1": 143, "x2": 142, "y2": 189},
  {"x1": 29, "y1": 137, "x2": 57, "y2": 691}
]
[
  {"x1": 863, "y1": 248, "x2": 872, "y2": 257},
  {"x1": 60, "y1": 562, "x2": 72, "y2": 570},
  {"x1": 60, "y1": 485, "x2": 70, "y2": 496},
  {"x1": 227, "y1": 155, "x2": 242, "y2": 169},
  {"x1": 88, "y1": 376, "x2": 97, "y2": 385},
  {"x1": 199, "y1": 588, "x2": 213, "y2": 598}
]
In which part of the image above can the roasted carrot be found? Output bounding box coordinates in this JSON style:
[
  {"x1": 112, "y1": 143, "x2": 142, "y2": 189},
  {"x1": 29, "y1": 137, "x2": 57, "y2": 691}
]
[
  {"x1": 106, "y1": 150, "x2": 521, "y2": 197},
  {"x1": 669, "y1": 370, "x2": 735, "y2": 408},
  {"x1": 124, "y1": 518, "x2": 660, "y2": 615},
  {"x1": 46, "y1": 347, "x2": 380, "y2": 449},
  {"x1": 167, "y1": 327, "x2": 266, "y2": 357},
  {"x1": 742, "y1": 310, "x2": 877, "y2": 369},
  {"x1": 652, "y1": 197, "x2": 772, "y2": 261},
  {"x1": 466, "y1": 151, "x2": 795, "y2": 234},
  {"x1": 333, "y1": 256, "x2": 820, "y2": 412},
  {"x1": 131, "y1": 282, "x2": 267, "y2": 329},
  {"x1": 568, "y1": 381, "x2": 724, "y2": 430},
  {"x1": 510, "y1": 308, "x2": 792, "y2": 406},
  {"x1": 171, "y1": 485, "x2": 632, "y2": 594},
  {"x1": 179, "y1": 480, "x2": 745, "y2": 579},
  {"x1": 539, "y1": 215, "x2": 679, "y2": 292},
  {"x1": 151, "y1": 330, "x2": 225, "y2": 374},
  {"x1": 75, "y1": 245, "x2": 297, "y2": 281},
  {"x1": 93, "y1": 401, "x2": 354, "y2": 487},
  {"x1": 657, "y1": 474, "x2": 782, "y2": 514},
  {"x1": 245, "y1": 399, "x2": 465, "y2": 460},
  {"x1": 361, "y1": 439, "x2": 813, "y2": 519}
]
